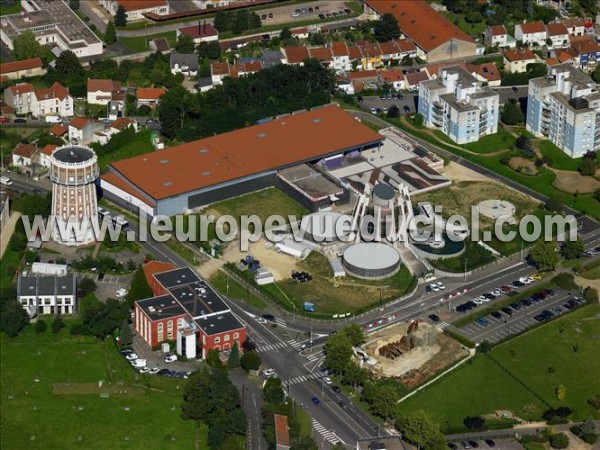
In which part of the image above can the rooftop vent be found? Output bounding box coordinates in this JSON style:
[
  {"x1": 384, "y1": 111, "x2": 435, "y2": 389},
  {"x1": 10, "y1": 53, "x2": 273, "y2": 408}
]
[
  {"x1": 257, "y1": 132, "x2": 267, "y2": 138},
  {"x1": 160, "y1": 159, "x2": 169, "y2": 164},
  {"x1": 199, "y1": 148, "x2": 208, "y2": 154},
  {"x1": 163, "y1": 181, "x2": 172, "y2": 186},
  {"x1": 312, "y1": 118, "x2": 321, "y2": 123},
  {"x1": 202, "y1": 171, "x2": 211, "y2": 176}
]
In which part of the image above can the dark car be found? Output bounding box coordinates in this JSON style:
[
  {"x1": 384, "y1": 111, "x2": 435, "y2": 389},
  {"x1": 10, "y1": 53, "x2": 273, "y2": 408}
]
[
  {"x1": 98, "y1": 272, "x2": 105, "y2": 281},
  {"x1": 510, "y1": 302, "x2": 521, "y2": 310},
  {"x1": 512, "y1": 86, "x2": 519, "y2": 92},
  {"x1": 403, "y1": 105, "x2": 411, "y2": 113},
  {"x1": 357, "y1": 95, "x2": 363, "y2": 103},
  {"x1": 468, "y1": 441, "x2": 479, "y2": 448},
  {"x1": 14, "y1": 118, "x2": 27, "y2": 124},
  {"x1": 484, "y1": 439, "x2": 495, "y2": 447},
  {"x1": 428, "y1": 314, "x2": 440, "y2": 322},
  {"x1": 501, "y1": 306, "x2": 513, "y2": 315},
  {"x1": 268, "y1": 13, "x2": 273, "y2": 18},
  {"x1": 331, "y1": 385, "x2": 341, "y2": 393},
  {"x1": 311, "y1": 396, "x2": 320, "y2": 405},
  {"x1": 262, "y1": 314, "x2": 275, "y2": 321},
  {"x1": 448, "y1": 444, "x2": 458, "y2": 450},
  {"x1": 318, "y1": 13, "x2": 325, "y2": 19},
  {"x1": 491, "y1": 311, "x2": 502, "y2": 319}
]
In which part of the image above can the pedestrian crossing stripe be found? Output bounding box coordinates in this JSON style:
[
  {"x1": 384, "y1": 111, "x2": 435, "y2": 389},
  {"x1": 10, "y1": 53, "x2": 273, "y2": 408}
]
[
  {"x1": 312, "y1": 418, "x2": 341, "y2": 445},
  {"x1": 282, "y1": 373, "x2": 317, "y2": 387}
]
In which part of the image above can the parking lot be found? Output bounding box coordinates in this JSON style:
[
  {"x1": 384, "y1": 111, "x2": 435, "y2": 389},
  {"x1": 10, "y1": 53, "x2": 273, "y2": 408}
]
[
  {"x1": 358, "y1": 94, "x2": 418, "y2": 117},
  {"x1": 454, "y1": 286, "x2": 585, "y2": 344}
]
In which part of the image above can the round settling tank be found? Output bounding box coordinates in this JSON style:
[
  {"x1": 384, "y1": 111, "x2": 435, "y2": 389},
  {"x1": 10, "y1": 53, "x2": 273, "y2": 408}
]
[{"x1": 342, "y1": 242, "x2": 401, "y2": 280}]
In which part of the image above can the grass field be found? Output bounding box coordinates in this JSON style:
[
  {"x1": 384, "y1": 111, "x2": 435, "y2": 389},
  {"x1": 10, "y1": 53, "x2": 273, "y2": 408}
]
[
  {"x1": 464, "y1": 129, "x2": 516, "y2": 154},
  {"x1": 396, "y1": 305, "x2": 600, "y2": 433},
  {"x1": 210, "y1": 270, "x2": 267, "y2": 310},
  {"x1": 538, "y1": 140, "x2": 582, "y2": 172},
  {"x1": 96, "y1": 129, "x2": 155, "y2": 169},
  {"x1": 120, "y1": 31, "x2": 176, "y2": 52},
  {"x1": 1, "y1": 323, "x2": 206, "y2": 449},
  {"x1": 0, "y1": 0, "x2": 21, "y2": 15},
  {"x1": 579, "y1": 258, "x2": 600, "y2": 280}
]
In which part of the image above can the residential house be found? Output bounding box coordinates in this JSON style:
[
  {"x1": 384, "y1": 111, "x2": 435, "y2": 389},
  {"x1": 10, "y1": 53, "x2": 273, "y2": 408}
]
[
  {"x1": 291, "y1": 27, "x2": 310, "y2": 40},
  {"x1": 49, "y1": 123, "x2": 68, "y2": 139},
  {"x1": 467, "y1": 62, "x2": 502, "y2": 87},
  {"x1": 3, "y1": 83, "x2": 35, "y2": 115},
  {"x1": 0, "y1": 58, "x2": 46, "y2": 80},
  {"x1": 136, "y1": 87, "x2": 166, "y2": 108},
  {"x1": 514, "y1": 21, "x2": 547, "y2": 46},
  {"x1": 149, "y1": 37, "x2": 171, "y2": 54},
  {"x1": 87, "y1": 79, "x2": 122, "y2": 105},
  {"x1": 546, "y1": 22, "x2": 570, "y2": 49},
  {"x1": 4, "y1": 82, "x2": 73, "y2": 117},
  {"x1": 307, "y1": 47, "x2": 333, "y2": 68},
  {"x1": 483, "y1": 25, "x2": 516, "y2": 48},
  {"x1": 503, "y1": 48, "x2": 538, "y2": 73},
  {"x1": 526, "y1": 64, "x2": 600, "y2": 157},
  {"x1": 210, "y1": 61, "x2": 263, "y2": 86},
  {"x1": 570, "y1": 36, "x2": 600, "y2": 70},
  {"x1": 282, "y1": 46, "x2": 310, "y2": 65},
  {"x1": 100, "y1": 0, "x2": 169, "y2": 21},
  {"x1": 68, "y1": 117, "x2": 103, "y2": 145},
  {"x1": 564, "y1": 18, "x2": 586, "y2": 37},
  {"x1": 364, "y1": 0, "x2": 478, "y2": 62},
  {"x1": 17, "y1": 274, "x2": 77, "y2": 317},
  {"x1": 330, "y1": 41, "x2": 351, "y2": 72},
  {"x1": 418, "y1": 65, "x2": 499, "y2": 144},
  {"x1": 177, "y1": 22, "x2": 218, "y2": 44},
  {"x1": 336, "y1": 75, "x2": 354, "y2": 95},
  {"x1": 111, "y1": 117, "x2": 138, "y2": 135},
  {"x1": 358, "y1": 41, "x2": 383, "y2": 70},
  {"x1": 12, "y1": 143, "x2": 39, "y2": 168},
  {"x1": 380, "y1": 68, "x2": 406, "y2": 91},
  {"x1": 39, "y1": 144, "x2": 57, "y2": 168},
  {"x1": 349, "y1": 69, "x2": 379, "y2": 92},
  {"x1": 170, "y1": 53, "x2": 199, "y2": 78},
  {"x1": 405, "y1": 70, "x2": 430, "y2": 91}
]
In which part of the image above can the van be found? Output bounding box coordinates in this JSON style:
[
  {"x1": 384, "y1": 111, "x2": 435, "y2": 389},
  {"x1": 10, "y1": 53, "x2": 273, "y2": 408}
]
[{"x1": 45, "y1": 115, "x2": 61, "y2": 123}]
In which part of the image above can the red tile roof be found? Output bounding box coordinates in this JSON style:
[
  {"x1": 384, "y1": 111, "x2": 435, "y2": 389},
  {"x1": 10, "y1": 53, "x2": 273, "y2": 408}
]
[
  {"x1": 488, "y1": 25, "x2": 507, "y2": 36},
  {"x1": 239, "y1": 61, "x2": 262, "y2": 73},
  {"x1": 468, "y1": 62, "x2": 501, "y2": 82},
  {"x1": 111, "y1": 117, "x2": 135, "y2": 131},
  {"x1": 137, "y1": 87, "x2": 166, "y2": 100},
  {"x1": 9, "y1": 83, "x2": 34, "y2": 95},
  {"x1": 563, "y1": 18, "x2": 585, "y2": 28},
  {"x1": 518, "y1": 21, "x2": 546, "y2": 34},
  {"x1": 308, "y1": 47, "x2": 333, "y2": 62},
  {"x1": 103, "y1": 172, "x2": 157, "y2": 207},
  {"x1": 49, "y1": 124, "x2": 68, "y2": 136},
  {"x1": 571, "y1": 36, "x2": 600, "y2": 54},
  {"x1": 556, "y1": 49, "x2": 577, "y2": 63},
  {"x1": 365, "y1": 0, "x2": 474, "y2": 52},
  {"x1": 35, "y1": 82, "x2": 69, "y2": 101},
  {"x1": 87, "y1": 79, "x2": 121, "y2": 93},
  {"x1": 117, "y1": 0, "x2": 167, "y2": 12},
  {"x1": 179, "y1": 23, "x2": 218, "y2": 38},
  {"x1": 349, "y1": 70, "x2": 378, "y2": 80},
  {"x1": 381, "y1": 68, "x2": 404, "y2": 82},
  {"x1": 358, "y1": 41, "x2": 382, "y2": 57},
  {"x1": 504, "y1": 48, "x2": 537, "y2": 62},
  {"x1": 274, "y1": 415, "x2": 290, "y2": 448},
  {"x1": 348, "y1": 46, "x2": 363, "y2": 60},
  {"x1": 546, "y1": 22, "x2": 568, "y2": 37},
  {"x1": 283, "y1": 46, "x2": 310, "y2": 64},
  {"x1": 330, "y1": 41, "x2": 349, "y2": 57},
  {"x1": 69, "y1": 117, "x2": 89, "y2": 130},
  {"x1": 13, "y1": 143, "x2": 38, "y2": 158},
  {"x1": 405, "y1": 70, "x2": 429, "y2": 86},
  {"x1": 546, "y1": 57, "x2": 560, "y2": 66},
  {"x1": 0, "y1": 58, "x2": 43, "y2": 75},
  {"x1": 41, "y1": 144, "x2": 57, "y2": 156},
  {"x1": 211, "y1": 62, "x2": 230, "y2": 76},
  {"x1": 108, "y1": 106, "x2": 382, "y2": 200}
]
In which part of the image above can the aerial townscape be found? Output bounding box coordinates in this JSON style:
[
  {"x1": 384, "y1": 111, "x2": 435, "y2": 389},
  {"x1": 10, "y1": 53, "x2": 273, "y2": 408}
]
[{"x1": 1, "y1": 0, "x2": 600, "y2": 449}]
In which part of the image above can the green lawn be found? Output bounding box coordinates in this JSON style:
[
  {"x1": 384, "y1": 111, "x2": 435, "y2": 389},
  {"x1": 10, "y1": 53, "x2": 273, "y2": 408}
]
[
  {"x1": 579, "y1": 258, "x2": 600, "y2": 280},
  {"x1": 442, "y1": 11, "x2": 486, "y2": 37},
  {"x1": 0, "y1": 0, "x2": 21, "y2": 15},
  {"x1": 396, "y1": 305, "x2": 600, "y2": 433},
  {"x1": 120, "y1": 31, "x2": 176, "y2": 52},
  {"x1": 464, "y1": 129, "x2": 516, "y2": 154},
  {"x1": 0, "y1": 245, "x2": 21, "y2": 288},
  {"x1": 210, "y1": 270, "x2": 267, "y2": 310},
  {"x1": 95, "y1": 129, "x2": 155, "y2": 169},
  {"x1": 538, "y1": 140, "x2": 582, "y2": 172},
  {"x1": 1, "y1": 322, "x2": 207, "y2": 449}
]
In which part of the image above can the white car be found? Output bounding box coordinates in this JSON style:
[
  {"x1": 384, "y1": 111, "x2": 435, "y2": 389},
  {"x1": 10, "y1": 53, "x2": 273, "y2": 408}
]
[
  {"x1": 139, "y1": 367, "x2": 150, "y2": 374},
  {"x1": 478, "y1": 295, "x2": 490, "y2": 303},
  {"x1": 148, "y1": 367, "x2": 160, "y2": 375},
  {"x1": 131, "y1": 358, "x2": 146, "y2": 368},
  {"x1": 436, "y1": 282, "x2": 446, "y2": 290},
  {"x1": 263, "y1": 368, "x2": 276, "y2": 377},
  {"x1": 125, "y1": 353, "x2": 139, "y2": 361},
  {"x1": 473, "y1": 298, "x2": 484, "y2": 305},
  {"x1": 519, "y1": 277, "x2": 532, "y2": 285},
  {"x1": 323, "y1": 376, "x2": 332, "y2": 385},
  {"x1": 164, "y1": 354, "x2": 178, "y2": 363},
  {"x1": 0, "y1": 176, "x2": 12, "y2": 186},
  {"x1": 115, "y1": 288, "x2": 128, "y2": 299},
  {"x1": 492, "y1": 288, "x2": 503, "y2": 296},
  {"x1": 430, "y1": 284, "x2": 439, "y2": 292}
]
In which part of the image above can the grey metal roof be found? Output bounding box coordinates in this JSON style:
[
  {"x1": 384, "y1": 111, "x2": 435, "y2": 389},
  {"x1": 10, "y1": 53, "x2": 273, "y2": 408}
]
[{"x1": 17, "y1": 274, "x2": 76, "y2": 297}]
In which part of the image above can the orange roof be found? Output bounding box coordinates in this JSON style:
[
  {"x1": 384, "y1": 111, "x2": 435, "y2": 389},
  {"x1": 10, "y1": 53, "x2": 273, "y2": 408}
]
[
  {"x1": 111, "y1": 117, "x2": 135, "y2": 131},
  {"x1": 137, "y1": 87, "x2": 166, "y2": 100},
  {"x1": 556, "y1": 49, "x2": 576, "y2": 63},
  {"x1": 348, "y1": 46, "x2": 363, "y2": 60},
  {"x1": 117, "y1": 0, "x2": 167, "y2": 12},
  {"x1": 518, "y1": 21, "x2": 546, "y2": 34},
  {"x1": 50, "y1": 124, "x2": 68, "y2": 136},
  {"x1": 179, "y1": 23, "x2": 218, "y2": 38},
  {"x1": 284, "y1": 46, "x2": 310, "y2": 64},
  {"x1": 381, "y1": 68, "x2": 404, "y2": 82},
  {"x1": 0, "y1": 58, "x2": 42, "y2": 74},
  {"x1": 211, "y1": 62, "x2": 230, "y2": 76},
  {"x1": 13, "y1": 143, "x2": 38, "y2": 158},
  {"x1": 274, "y1": 415, "x2": 290, "y2": 447},
  {"x1": 563, "y1": 18, "x2": 585, "y2": 28},
  {"x1": 291, "y1": 27, "x2": 309, "y2": 35},
  {"x1": 239, "y1": 61, "x2": 262, "y2": 73},
  {"x1": 35, "y1": 82, "x2": 69, "y2": 101},
  {"x1": 349, "y1": 70, "x2": 378, "y2": 80},
  {"x1": 331, "y1": 41, "x2": 349, "y2": 57},
  {"x1": 405, "y1": 70, "x2": 429, "y2": 86},
  {"x1": 308, "y1": 47, "x2": 333, "y2": 62},
  {"x1": 504, "y1": 48, "x2": 536, "y2": 62},
  {"x1": 488, "y1": 25, "x2": 507, "y2": 36},
  {"x1": 41, "y1": 144, "x2": 58, "y2": 156},
  {"x1": 9, "y1": 83, "x2": 34, "y2": 95},
  {"x1": 468, "y1": 62, "x2": 501, "y2": 82},
  {"x1": 108, "y1": 106, "x2": 382, "y2": 200},
  {"x1": 359, "y1": 41, "x2": 382, "y2": 57},
  {"x1": 365, "y1": 0, "x2": 474, "y2": 52},
  {"x1": 143, "y1": 260, "x2": 176, "y2": 294},
  {"x1": 571, "y1": 36, "x2": 600, "y2": 54},
  {"x1": 546, "y1": 57, "x2": 560, "y2": 66},
  {"x1": 546, "y1": 22, "x2": 568, "y2": 37},
  {"x1": 88, "y1": 78, "x2": 121, "y2": 93},
  {"x1": 69, "y1": 117, "x2": 89, "y2": 130}
]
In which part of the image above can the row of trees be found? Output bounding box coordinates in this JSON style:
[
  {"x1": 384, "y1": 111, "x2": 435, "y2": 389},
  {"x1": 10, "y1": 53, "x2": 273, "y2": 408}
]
[{"x1": 213, "y1": 10, "x2": 261, "y2": 35}]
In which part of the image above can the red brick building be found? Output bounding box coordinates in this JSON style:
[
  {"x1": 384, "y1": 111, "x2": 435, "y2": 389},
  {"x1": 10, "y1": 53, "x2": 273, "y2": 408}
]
[{"x1": 134, "y1": 266, "x2": 246, "y2": 359}]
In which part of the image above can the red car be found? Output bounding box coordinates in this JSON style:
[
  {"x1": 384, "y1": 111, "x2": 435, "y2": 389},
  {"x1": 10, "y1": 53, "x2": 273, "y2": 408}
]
[{"x1": 0, "y1": 117, "x2": 8, "y2": 123}]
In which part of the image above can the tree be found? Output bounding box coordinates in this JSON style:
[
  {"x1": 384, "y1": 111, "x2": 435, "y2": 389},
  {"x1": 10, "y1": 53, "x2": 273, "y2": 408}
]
[
  {"x1": 52, "y1": 315, "x2": 65, "y2": 334},
  {"x1": 342, "y1": 323, "x2": 365, "y2": 347},
  {"x1": 175, "y1": 33, "x2": 195, "y2": 54},
  {"x1": 593, "y1": 65, "x2": 600, "y2": 83},
  {"x1": 105, "y1": 21, "x2": 117, "y2": 45},
  {"x1": 55, "y1": 50, "x2": 83, "y2": 75},
  {"x1": 9, "y1": 232, "x2": 27, "y2": 253},
  {"x1": 263, "y1": 377, "x2": 285, "y2": 405},
  {"x1": 206, "y1": 348, "x2": 223, "y2": 368},
  {"x1": 125, "y1": 266, "x2": 153, "y2": 308},
  {"x1": 396, "y1": 410, "x2": 446, "y2": 450},
  {"x1": 69, "y1": 0, "x2": 79, "y2": 10},
  {"x1": 549, "y1": 432, "x2": 569, "y2": 449},
  {"x1": 553, "y1": 273, "x2": 577, "y2": 290},
  {"x1": 595, "y1": 188, "x2": 600, "y2": 202},
  {"x1": 228, "y1": 342, "x2": 240, "y2": 368},
  {"x1": 120, "y1": 319, "x2": 132, "y2": 347},
  {"x1": 181, "y1": 368, "x2": 213, "y2": 440},
  {"x1": 545, "y1": 195, "x2": 564, "y2": 213},
  {"x1": 34, "y1": 319, "x2": 48, "y2": 334},
  {"x1": 463, "y1": 415, "x2": 485, "y2": 430},
  {"x1": 502, "y1": 100, "x2": 524, "y2": 125},
  {"x1": 578, "y1": 157, "x2": 598, "y2": 177},
  {"x1": 159, "y1": 85, "x2": 188, "y2": 139},
  {"x1": 515, "y1": 135, "x2": 534, "y2": 156},
  {"x1": 324, "y1": 332, "x2": 353, "y2": 374},
  {"x1": 373, "y1": 13, "x2": 401, "y2": 42},
  {"x1": 465, "y1": 11, "x2": 483, "y2": 23},
  {"x1": 79, "y1": 277, "x2": 97, "y2": 296},
  {"x1": 412, "y1": 113, "x2": 424, "y2": 127},
  {"x1": 530, "y1": 241, "x2": 559, "y2": 272},
  {"x1": 478, "y1": 340, "x2": 492, "y2": 353},
  {"x1": 83, "y1": 298, "x2": 127, "y2": 339},
  {"x1": 115, "y1": 5, "x2": 127, "y2": 27},
  {"x1": 213, "y1": 11, "x2": 230, "y2": 32},
  {"x1": 279, "y1": 27, "x2": 292, "y2": 42},
  {"x1": 387, "y1": 105, "x2": 400, "y2": 118},
  {"x1": 561, "y1": 238, "x2": 584, "y2": 260},
  {"x1": 340, "y1": 361, "x2": 367, "y2": 392},
  {"x1": 362, "y1": 382, "x2": 399, "y2": 420},
  {"x1": 240, "y1": 350, "x2": 261, "y2": 372},
  {"x1": 12, "y1": 30, "x2": 44, "y2": 60},
  {"x1": 583, "y1": 287, "x2": 598, "y2": 305}
]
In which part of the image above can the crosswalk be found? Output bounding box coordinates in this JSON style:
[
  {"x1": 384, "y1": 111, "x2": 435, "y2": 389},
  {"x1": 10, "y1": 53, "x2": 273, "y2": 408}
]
[
  {"x1": 437, "y1": 321, "x2": 450, "y2": 330},
  {"x1": 256, "y1": 339, "x2": 302, "y2": 353},
  {"x1": 312, "y1": 418, "x2": 343, "y2": 445},
  {"x1": 305, "y1": 351, "x2": 324, "y2": 362},
  {"x1": 287, "y1": 339, "x2": 302, "y2": 350},
  {"x1": 282, "y1": 373, "x2": 318, "y2": 387}
]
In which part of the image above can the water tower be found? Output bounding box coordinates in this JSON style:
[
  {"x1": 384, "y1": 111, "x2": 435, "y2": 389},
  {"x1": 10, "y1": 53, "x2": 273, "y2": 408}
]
[{"x1": 49, "y1": 145, "x2": 99, "y2": 246}]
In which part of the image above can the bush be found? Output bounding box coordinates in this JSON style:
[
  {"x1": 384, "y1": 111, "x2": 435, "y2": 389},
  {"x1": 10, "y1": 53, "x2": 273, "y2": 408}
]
[
  {"x1": 34, "y1": 319, "x2": 47, "y2": 334},
  {"x1": 549, "y1": 432, "x2": 569, "y2": 449},
  {"x1": 70, "y1": 323, "x2": 90, "y2": 335},
  {"x1": 552, "y1": 273, "x2": 577, "y2": 291},
  {"x1": 52, "y1": 315, "x2": 65, "y2": 333},
  {"x1": 583, "y1": 287, "x2": 598, "y2": 305},
  {"x1": 79, "y1": 277, "x2": 97, "y2": 296},
  {"x1": 580, "y1": 433, "x2": 598, "y2": 444}
]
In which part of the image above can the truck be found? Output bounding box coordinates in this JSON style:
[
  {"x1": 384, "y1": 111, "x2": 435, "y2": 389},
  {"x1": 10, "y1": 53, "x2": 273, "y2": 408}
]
[{"x1": 45, "y1": 115, "x2": 61, "y2": 123}]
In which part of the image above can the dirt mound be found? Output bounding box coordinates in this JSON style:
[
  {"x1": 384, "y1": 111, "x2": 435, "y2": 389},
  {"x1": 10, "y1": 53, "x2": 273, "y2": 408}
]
[
  {"x1": 551, "y1": 168, "x2": 600, "y2": 194},
  {"x1": 509, "y1": 157, "x2": 538, "y2": 175}
]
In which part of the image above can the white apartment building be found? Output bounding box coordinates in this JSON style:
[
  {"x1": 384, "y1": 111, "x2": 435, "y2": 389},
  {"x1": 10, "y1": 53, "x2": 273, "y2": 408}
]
[
  {"x1": 3, "y1": 82, "x2": 73, "y2": 118},
  {"x1": 526, "y1": 64, "x2": 600, "y2": 158},
  {"x1": 418, "y1": 66, "x2": 499, "y2": 144},
  {"x1": 100, "y1": 0, "x2": 169, "y2": 21}
]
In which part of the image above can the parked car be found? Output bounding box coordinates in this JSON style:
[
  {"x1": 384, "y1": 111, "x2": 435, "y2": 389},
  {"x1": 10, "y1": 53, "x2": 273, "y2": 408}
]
[
  {"x1": 323, "y1": 376, "x2": 332, "y2": 385},
  {"x1": 428, "y1": 314, "x2": 440, "y2": 322},
  {"x1": 14, "y1": 118, "x2": 27, "y2": 124},
  {"x1": 331, "y1": 385, "x2": 341, "y2": 393},
  {"x1": 115, "y1": 288, "x2": 128, "y2": 299},
  {"x1": 263, "y1": 368, "x2": 276, "y2": 377},
  {"x1": 131, "y1": 358, "x2": 146, "y2": 368},
  {"x1": 148, "y1": 367, "x2": 160, "y2": 375},
  {"x1": 125, "y1": 353, "x2": 139, "y2": 360},
  {"x1": 484, "y1": 439, "x2": 495, "y2": 447},
  {"x1": 0, "y1": 117, "x2": 9, "y2": 123},
  {"x1": 164, "y1": 353, "x2": 178, "y2": 363},
  {"x1": 262, "y1": 314, "x2": 275, "y2": 321},
  {"x1": 0, "y1": 176, "x2": 13, "y2": 186}
]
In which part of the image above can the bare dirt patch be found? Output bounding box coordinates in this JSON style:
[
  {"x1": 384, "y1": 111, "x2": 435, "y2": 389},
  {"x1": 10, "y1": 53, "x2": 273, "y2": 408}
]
[
  {"x1": 363, "y1": 321, "x2": 468, "y2": 388},
  {"x1": 442, "y1": 161, "x2": 492, "y2": 182},
  {"x1": 508, "y1": 157, "x2": 538, "y2": 175},
  {"x1": 550, "y1": 169, "x2": 600, "y2": 194}
]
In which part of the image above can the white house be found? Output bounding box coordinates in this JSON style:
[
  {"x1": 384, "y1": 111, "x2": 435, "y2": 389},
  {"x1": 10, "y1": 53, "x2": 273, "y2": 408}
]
[
  {"x1": 12, "y1": 143, "x2": 39, "y2": 168},
  {"x1": 17, "y1": 274, "x2": 77, "y2": 317},
  {"x1": 3, "y1": 82, "x2": 73, "y2": 117},
  {"x1": 515, "y1": 21, "x2": 547, "y2": 46},
  {"x1": 87, "y1": 79, "x2": 122, "y2": 105},
  {"x1": 39, "y1": 144, "x2": 58, "y2": 168},
  {"x1": 546, "y1": 22, "x2": 570, "y2": 49},
  {"x1": 483, "y1": 25, "x2": 516, "y2": 48},
  {"x1": 563, "y1": 18, "x2": 586, "y2": 37},
  {"x1": 177, "y1": 23, "x2": 218, "y2": 44},
  {"x1": 100, "y1": 0, "x2": 169, "y2": 21},
  {"x1": 68, "y1": 117, "x2": 103, "y2": 145},
  {"x1": 136, "y1": 87, "x2": 166, "y2": 108},
  {"x1": 503, "y1": 48, "x2": 538, "y2": 73},
  {"x1": 170, "y1": 53, "x2": 199, "y2": 78}
]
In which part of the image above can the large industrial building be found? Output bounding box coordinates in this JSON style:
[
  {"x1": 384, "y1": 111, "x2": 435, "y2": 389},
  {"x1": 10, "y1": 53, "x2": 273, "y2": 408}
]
[
  {"x1": 101, "y1": 105, "x2": 383, "y2": 217},
  {"x1": 526, "y1": 64, "x2": 600, "y2": 157}
]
